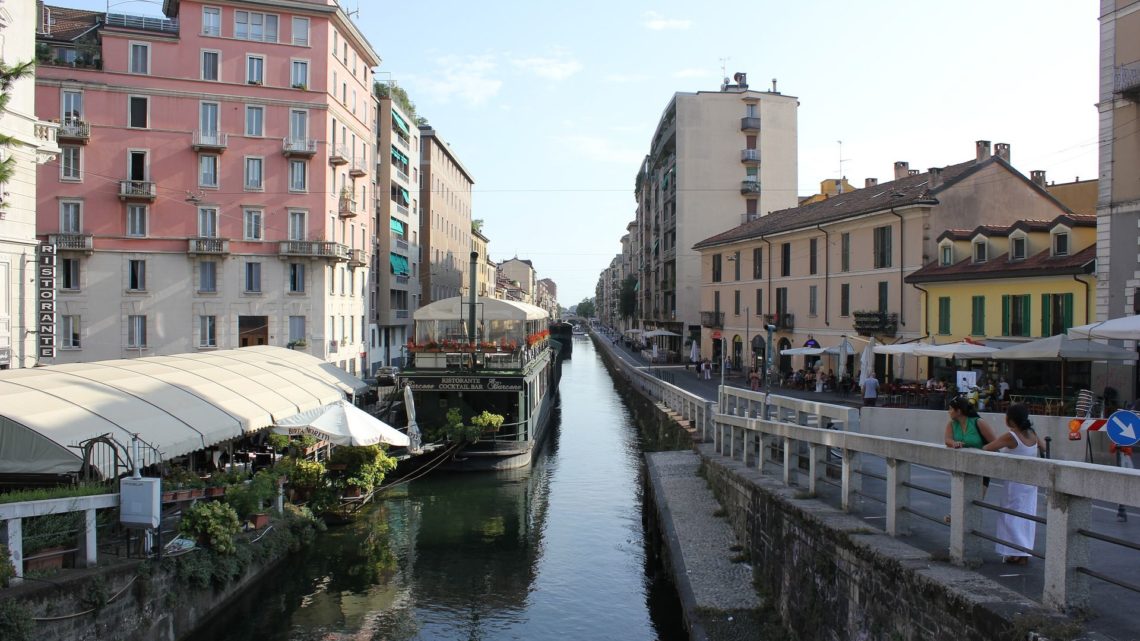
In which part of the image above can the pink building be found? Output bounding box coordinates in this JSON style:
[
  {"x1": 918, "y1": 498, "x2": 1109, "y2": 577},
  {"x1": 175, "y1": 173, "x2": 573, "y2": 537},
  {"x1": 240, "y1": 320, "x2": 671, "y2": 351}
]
[{"x1": 35, "y1": 0, "x2": 379, "y2": 374}]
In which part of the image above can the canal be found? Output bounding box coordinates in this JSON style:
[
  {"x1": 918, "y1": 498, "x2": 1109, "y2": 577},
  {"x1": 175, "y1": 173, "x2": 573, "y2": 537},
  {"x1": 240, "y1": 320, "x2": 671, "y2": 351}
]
[{"x1": 191, "y1": 336, "x2": 692, "y2": 640}]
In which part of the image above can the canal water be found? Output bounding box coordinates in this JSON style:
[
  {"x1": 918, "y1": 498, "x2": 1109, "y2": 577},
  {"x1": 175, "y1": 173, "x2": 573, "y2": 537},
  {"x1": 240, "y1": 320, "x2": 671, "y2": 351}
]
[{"x1": 191, "y1": 336, "x2": 691, "y2": 640}]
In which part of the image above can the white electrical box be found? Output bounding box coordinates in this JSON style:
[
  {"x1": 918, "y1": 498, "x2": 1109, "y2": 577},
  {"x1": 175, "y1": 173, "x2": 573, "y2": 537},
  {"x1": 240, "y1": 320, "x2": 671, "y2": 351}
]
[{"x1": 120, "y1": 477, "x2": 161, "y2": 528}]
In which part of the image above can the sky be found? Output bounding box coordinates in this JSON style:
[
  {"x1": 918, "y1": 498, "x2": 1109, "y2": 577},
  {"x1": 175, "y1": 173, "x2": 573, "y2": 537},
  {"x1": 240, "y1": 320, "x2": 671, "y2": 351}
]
[{"x1": 61, "y1": 0, "x2": 1100, "y2": 306}]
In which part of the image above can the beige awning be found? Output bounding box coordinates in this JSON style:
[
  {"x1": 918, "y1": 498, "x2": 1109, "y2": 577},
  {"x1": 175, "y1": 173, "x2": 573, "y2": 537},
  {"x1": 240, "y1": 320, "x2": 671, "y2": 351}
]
[{"x1": 414, "y1": 296, "x2": 549, "y2": 322}]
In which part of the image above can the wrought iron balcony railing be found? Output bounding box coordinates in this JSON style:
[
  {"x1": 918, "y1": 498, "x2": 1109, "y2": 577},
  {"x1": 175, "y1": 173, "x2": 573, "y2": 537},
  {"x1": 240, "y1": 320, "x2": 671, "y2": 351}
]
[
  {"x1": 701, "y1": 310, "x2": 725, "y2": 328},
  {"x1": 852, "y1": 311, "x2": 899, "y2": 337}
]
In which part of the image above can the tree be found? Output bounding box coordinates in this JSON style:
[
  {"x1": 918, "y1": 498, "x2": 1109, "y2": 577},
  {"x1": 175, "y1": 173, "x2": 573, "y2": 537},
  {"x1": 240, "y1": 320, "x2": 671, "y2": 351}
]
[
  {"x1": 619, "y1": 276, "x2": 638, "y2": 321},
  {"x1": 372, "y1": 81, "x2": 417, "y2": 121},
  {"x1": 0, "y1": 61, "x2": 33, "y2": 193},
  {"x1": 576, "y1": 298, "x2": 596, "y2": 318},
  {"x1": 472, "y1": 219, "x2": 484, "y2": 234}
]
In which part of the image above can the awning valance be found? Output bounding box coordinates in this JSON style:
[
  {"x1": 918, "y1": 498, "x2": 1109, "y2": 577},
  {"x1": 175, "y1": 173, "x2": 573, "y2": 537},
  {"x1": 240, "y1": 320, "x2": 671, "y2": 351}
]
[
  {"x1": 391, "y1": 111, "x2": 410, "y2": 135},
  {"x1": 390, "y1": 146, "x2": 409, "y2": 165},
  {"x1": 390, "y1": 253, "x2": 410, "y2": 276},
  {"x1": 399, "y1": 186, "x2": 410, "y2": 202},
  {"x1": 390, "y1": 217, "x2": 405, "y2": 236}
]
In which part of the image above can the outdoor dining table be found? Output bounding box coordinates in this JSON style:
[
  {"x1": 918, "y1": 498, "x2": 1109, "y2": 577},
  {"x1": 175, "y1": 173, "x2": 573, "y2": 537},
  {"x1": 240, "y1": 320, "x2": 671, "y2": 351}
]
[{"x1": 1008, "y1": 394, "x2": 1067, "y2": 416}]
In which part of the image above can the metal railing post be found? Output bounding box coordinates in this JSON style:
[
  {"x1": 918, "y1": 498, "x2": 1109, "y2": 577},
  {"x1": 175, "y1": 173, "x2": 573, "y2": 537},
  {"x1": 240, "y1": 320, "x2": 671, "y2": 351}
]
[
  {"x1": 886, "y1": 458, "x2": 911, "y2": 536},
  {"x1": 1044, "y1": 492, "x2": 1091, "y2": 611}
]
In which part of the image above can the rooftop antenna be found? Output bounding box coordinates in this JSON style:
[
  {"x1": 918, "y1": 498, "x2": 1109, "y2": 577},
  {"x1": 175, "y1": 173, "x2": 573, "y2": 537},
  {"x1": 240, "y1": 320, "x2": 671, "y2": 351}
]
[
  {"x1": 837, "y1": 141, "x2": 851, "y2": 194},
  {"x1": 719, "y1": 57, "x2": 730, "y2": 86}
]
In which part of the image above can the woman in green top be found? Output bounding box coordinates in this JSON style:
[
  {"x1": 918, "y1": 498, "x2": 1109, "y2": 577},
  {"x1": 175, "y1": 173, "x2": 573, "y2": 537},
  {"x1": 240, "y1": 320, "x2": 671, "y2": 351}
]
[{"x1": 943, "y1": 396, "x2": 998, "y2": 514}]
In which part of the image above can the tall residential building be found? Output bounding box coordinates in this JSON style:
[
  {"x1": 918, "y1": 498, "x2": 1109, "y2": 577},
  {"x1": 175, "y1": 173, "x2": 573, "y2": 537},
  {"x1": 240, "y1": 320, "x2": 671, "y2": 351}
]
[
  {"x1": 537, "y1": 277, "x2": 558, "y2": 318},
  {"x1": 371, "y1": 93, "x2": 420, "y2": 370},
  {"x1": 498, "y1": 258, "x2": 536, "y2": 305},
  {"x1": 35, "y1": 1, "x2": 379, "y2": 374},
  {"x1": 0, "y1": 2, "x2": 60, "y2": 368},
  {"x1": 418, "y1": 125, "x2": 473, "y2": 304},
  {"x1": 634, "y1": 73, "x2": 798, "y2": 347},
  {"x1": 471, "y1": 228, "x2": 494, "y2": 298},
  {"x1": 1096, "y1": 0, "x2": 1140, "y2": 391}
]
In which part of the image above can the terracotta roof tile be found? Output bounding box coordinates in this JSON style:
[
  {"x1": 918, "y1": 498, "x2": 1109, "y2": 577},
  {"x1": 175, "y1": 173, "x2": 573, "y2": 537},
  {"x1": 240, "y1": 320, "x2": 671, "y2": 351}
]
[
  {"x1": 906, "y1": 244, "x2": 1095, "y2": 284},
  {"x1": 40, "y1": 6, "x2": 102, "y2": 42}
]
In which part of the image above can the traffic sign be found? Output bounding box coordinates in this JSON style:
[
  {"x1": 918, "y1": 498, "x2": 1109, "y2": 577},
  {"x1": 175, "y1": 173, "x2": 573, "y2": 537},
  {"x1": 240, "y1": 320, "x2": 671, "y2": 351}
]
[{"x1": 1105, "y1": 410, "x2": 1140, "y2": 447}]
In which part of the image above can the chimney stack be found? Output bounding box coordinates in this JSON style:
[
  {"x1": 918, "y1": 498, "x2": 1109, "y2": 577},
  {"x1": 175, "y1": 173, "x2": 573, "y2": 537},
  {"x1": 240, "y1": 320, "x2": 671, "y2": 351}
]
[
  {"x1": 894, "y1": 161, "x2": 909, "y2": 180},
  {"x1": 928, "y1": 167, "x2": 943, "y2": 188},
  {"x1": 865, "y1": 177, "x2": 878, "y2": 188},
  {"x1": 994, "y1": 142, "x2": 1010, "y2": 163},
  {"x1": 975, "y1": 140, "x2": 991, "y2": 163},
  {"x1": 1030, "y1": 170, "x2": 1046, "y2": 187},
  {"x1": 908, "y1": 169, "x2": 920, "y2": 176}
]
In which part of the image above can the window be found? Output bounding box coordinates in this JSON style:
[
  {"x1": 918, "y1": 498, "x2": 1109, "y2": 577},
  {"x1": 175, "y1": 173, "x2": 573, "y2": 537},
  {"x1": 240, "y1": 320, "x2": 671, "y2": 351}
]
[
  {"x1": 243, "y1": 208, "x2": 263, "y2": 240},
  {"x1": 780, "y1": 242, "x2": 791, "y2": 277},
  {"x1": 246, "y1": 55, "x2": 265, "y2": 84},
  {"x1": 711, "y1": 254, "x2": 722, "y2": 282},
  {"x1": 245, "y1": 106, "x2": 264, "y2": 136},
  {"x1": 971, "y1": 296, "x2": 985, "y2": 336},
  {"x1": 128, "y1": 96, "x2": 148, "y2": 128},
  {"x1": 128, "y1": 150, "x2": 147, "y2": 181},
  {"x1": 775, "y1": 287, "x2": 788, "y2": 319},
  {"x1": 733, "y1": 251, "x2": 741, "y2": 280},
  {"x1": 940, "y1": 243, "x2": 953, "y2": 266},
  {"x1": 291, "y1": 17, "x2": 309, "y2": 46},
  {"x1": 840, "y1": 232, "x2": 850, "y2": 272},
  {"x1": 61, "y1": 315, "x2": 80, "y2": 349},
  {"x1": 198, "y1": 206, "x2": 218, "y2": 237},
  {"x1": 809, "y1": 285, "x2": 818, "y2": 316},
  {"x1": 713, "y1": 291, "x2": 720, "y2": 315},
  {"x1": 202, "y1": 7, "x2": 220, "y2": 36},
  {"x1": 288, "y1": 210, "x2": 306, "y2": 240},
  {"x1": 199, "y1": 316, "x2": 217, "y2": 347},
  {"x1": 288, "y1": 160, "x2": 307, "y2": 191},
  {"x1": 289, "y1": 316, "x2": 305, "y2": 342},
  {"x1": 734, "y1": 290, "x2": 741, "y2": 315},
  {"x1": 128, "y1": 315, "x2": 147, "y2": 348},
  {"x1": 1011, "y1": 235, "x2": 1026, "y2": 261},
  {"x1": 1041, "y1": 293, "x2": 1075, "y2": 336},
  {"x1": 1002, "y1": 294, "x2": 1031, "y2": 337},
  {"x1": 245, "y1": 262, "x2": 262, "y2": 292},
  {"x1": 289, "y1": 263, "x2": 305, "y2": 292},
  {"x1": 752, "y1": 247, "x2": 762, "y2": 279},
  {"x1": 126, "y1": 205, "x2": 147, "y2": 237},
  {"x1": 754, "y1": 288, "x2": 763, "y2": 315},
  {"x1": 809, "y1": 238, "x2": 818, "y2": 275},
  {"x1": 289, "y1": 109, "x2": 308, "y2": 140},
  {"x1": 840, "y1": 283, "x2": 850, "y2": 316},
  {"x1": 60, "y1": 201, "x2": 81, "y2": 232},
  {"x1": 873, "y1": 225, "x2": 892, "y2": 268},
  {"x1": 235, "y1": 10, "x2": 277, "y2": 42},
  {"x1": 938, "y1": 297, "x2": 951, "y2": 335},
  {"x1": 60, "y1": 146, "x2": 81, "y2": 180},
  {"x1": 62, "y1": 90, "x2": 83, "y2": 123},
  {"x1": 1053, "y1": 232, "x2": 1069, "y2": 256},
  {"x1": 973, "y1": 240, "x2": 987, "y2": 263},
  {"x1": 61, "y1": 258, "x2": 80, "y2": 290},
  {"x1": 244, "y1": 157, "x2": 263, "y2": 190},
  {"x1": 199, "y1": 102, "x2": 220, "y2": 140},
  {"x1": 129, "y1": 42, "x2": 149, "y2": 74},
  {"x1": 291, "y1": 60, "x2": 308, "y2": 88},
  {"x1": 201, "y1": 50, "x2": 219, "y2": 81},
  {"x1": 128, "y1": 259, "x2": 146, "y2": 291},
  {"x1": 877, "y1": 281, "x2": 888, "y2": 313},
  {"x1": 198, "y1": 154, "x2": 218, "y2": 188},
  {"x1": 199, "y1": 260, "x2": 217, "y2": 293}
]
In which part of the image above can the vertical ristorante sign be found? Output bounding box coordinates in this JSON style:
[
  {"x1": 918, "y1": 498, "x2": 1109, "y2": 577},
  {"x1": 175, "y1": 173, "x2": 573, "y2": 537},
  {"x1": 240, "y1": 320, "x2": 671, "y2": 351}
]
[{"x1": 38, "y1": 244, "x2": 56, "y2": 359}]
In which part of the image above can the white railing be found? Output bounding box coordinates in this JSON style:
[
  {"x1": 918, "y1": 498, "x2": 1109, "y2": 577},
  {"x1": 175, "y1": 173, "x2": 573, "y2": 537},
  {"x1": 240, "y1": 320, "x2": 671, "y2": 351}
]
[{"x1": 1, "y1": 493, "x2": 119, "y2": 584}]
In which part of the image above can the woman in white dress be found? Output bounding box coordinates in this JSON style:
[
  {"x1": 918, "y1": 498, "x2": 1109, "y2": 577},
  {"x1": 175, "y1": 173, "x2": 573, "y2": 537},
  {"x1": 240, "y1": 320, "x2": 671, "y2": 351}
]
[{"x1": 983, "y1": 403, "x2": 1041, "y2": 564}]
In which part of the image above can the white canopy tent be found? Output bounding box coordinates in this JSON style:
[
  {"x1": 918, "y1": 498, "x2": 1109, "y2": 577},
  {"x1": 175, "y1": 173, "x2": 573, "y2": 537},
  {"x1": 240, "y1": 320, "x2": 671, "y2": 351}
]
[
  {"x1": 1068, "y1": 316, "x2": 1140, "y2": 340},
  {"x1": 913, "y1": 341, "x2": 999, "y2": 359},
  {"x1": 414, "y1": 297, "x2": 547, "y2": 321},
  {"x1": 993, "y1": 334, "x2": 1137, "y2": 362},
  {"x1": 275, "y1": 400, "x2": 409, "y2": 447},
  {"x1": 644, "y1": 329, "x2": 681, "y2": 338},
  {"x1": 0, "y1": 346, "x2": 366, "y2": 476},
  {"x1": 779, "y1": 346, "x2": 825, "y2": 356}
]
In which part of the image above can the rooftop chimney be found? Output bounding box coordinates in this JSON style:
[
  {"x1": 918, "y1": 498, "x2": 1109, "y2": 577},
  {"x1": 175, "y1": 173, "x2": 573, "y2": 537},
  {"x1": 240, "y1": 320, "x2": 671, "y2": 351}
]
[
  {"x1": 894, "y1": 161, "x2": 909, "y2": 180},
  {"x1": 1030, "y1": 170, "x2": 1046, "y2": 187},
  {"x1": 928, "y1": 167, "x2": 943, "y2": 189},
  {"x1": 976, "y1": 140, "x2": 991, "y2": 163},
  {"x1": 771, "y1": 78, "x2": 778, "y2": 93},
  {"x1": 865, "y1": 177, "x2": 879, "y2": 188},
  {"x1": 994, "y1": 142, "x2": 1010, "y2": 163}
]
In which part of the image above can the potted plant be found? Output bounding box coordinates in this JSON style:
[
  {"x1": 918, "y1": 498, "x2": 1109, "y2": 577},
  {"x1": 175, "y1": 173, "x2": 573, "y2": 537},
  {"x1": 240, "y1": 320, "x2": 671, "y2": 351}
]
[
  {"x1": 22, "y1": 511, "x2": 83, "y2": 573},
  {"x1": 327, "y1": 445, "x2": 396, "y2": 498},
  {"x1": 225, "y1": 471, "x2": 277, "y2": 529},
  {"x1": 292, "y1": 83, "x2": 307, "y2": 90},
  {"x1": 288, "y1": 338, "x2": 308, "y2": 350},
  {"x1": 180, "y1": 501, "x2": 240, "y2": 555}
]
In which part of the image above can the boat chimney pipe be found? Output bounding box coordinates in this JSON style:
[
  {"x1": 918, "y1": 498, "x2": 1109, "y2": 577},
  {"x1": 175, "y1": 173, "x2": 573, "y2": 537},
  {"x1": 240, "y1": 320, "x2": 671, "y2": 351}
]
[{"x1": 469, "y1": 251, "x2": 478, "y2": 346}]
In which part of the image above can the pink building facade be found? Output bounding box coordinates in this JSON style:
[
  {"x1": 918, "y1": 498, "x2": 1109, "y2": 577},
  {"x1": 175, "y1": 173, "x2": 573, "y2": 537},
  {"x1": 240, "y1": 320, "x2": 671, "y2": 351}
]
[{"x1": 35, "y1": 0, "x2": 379, "y2": 373}]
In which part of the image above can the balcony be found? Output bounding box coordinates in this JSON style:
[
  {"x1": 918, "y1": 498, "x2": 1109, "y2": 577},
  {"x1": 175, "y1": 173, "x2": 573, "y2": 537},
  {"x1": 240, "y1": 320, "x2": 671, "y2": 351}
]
[
  {"x1": 118, "y1": 180, "x2": 156, "y2": 201},
  {"x1": 187, "y1": 237, "x2": 229, "y2": 255},
  {"x1": 349, "y1": 158, "x2": 368, "y2": 177},
  {"x1": 392, "y1": 237, "x2": 408, "y2": 252},
  {"x1": 278, "y1": 240, "x2": 350, "y2": 261},
  {"x1": 395, "y1": 168, "x2": 410, "y2": 183},
  {"x1": 700, "y1": 311, "x2": 725, "y2": 328},
  {"x1": 764, "y1": 313, "x2": 794, "y2": 331},
  {"x1": 57, "y1": 119, "x2": 90, "y2": 144},
  {"x1": 48, "y1": 233, "x2": 93, "y2": 254},
  {"x1": 1115, "y1": 63, "x2": 1140, "y2": 102},
  {"x1": 393, "y1": 132, "x2": 410, "y2": 151},
  {"x1": 740, "y1": 148, "x2": 760, "y2": 163},
  {"x1": 394, "y1": 275, "x2": 410, "y2": 286},
  {"x1": 282, "y1": 137, "x2": 317, "y2": 157},
  {"x1": 348, "y1": 249, "x2": 367, "y2": 267},
  {"x1": 192, "y1": 131, "x2": 228, "y2": 152},
  {"x1": 740, "y1": 178, "x2": 762, "y2": 195},
  {"x1": 853, "y1": 311, "x2": 899, "y2": 337},
  {"x1": 740, "y1": 116, "x2": 762, "y2": 131},
  {"x1": 394, "y1": 203, "x2": 409, "y2": 216},
  {"x1": 329, "y1": 144, "x2": 349, "y2": 165},
  {"x1": 389, "y1": 309, "x2": 410, "y2": 324},
  {"x1": 338, "y1": 196, "x2": 358, "y2": 218}
]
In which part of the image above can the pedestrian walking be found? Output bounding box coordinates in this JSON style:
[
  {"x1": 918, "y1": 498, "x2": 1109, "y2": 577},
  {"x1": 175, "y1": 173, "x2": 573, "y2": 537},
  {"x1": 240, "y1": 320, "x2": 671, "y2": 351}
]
[
  {"x1": 749, "y1": 369, "x2": 760, "y2": 391},
  {"x1": 702, "y1": 359, "x2": 712, "y2": 380},
  {"x1": 861, "y1": 371, "x2": 880, "y2": 406},
  {"x1": 983, "y1": 403, "x2": 1041, "y2": 564}
]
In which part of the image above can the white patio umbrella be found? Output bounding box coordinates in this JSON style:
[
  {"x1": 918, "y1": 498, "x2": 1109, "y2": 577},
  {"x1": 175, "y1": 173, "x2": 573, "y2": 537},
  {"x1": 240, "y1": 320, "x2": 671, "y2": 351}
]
[
  {"x1": 993, "y1": 334, "x2": 1137, "y2": 402},
  {"x1": 779, "y1": 346, "x2": 825, "y2": 356},
  {"x1": 689, "y1": 339, "x2": 700, "y2": 364},
  {"x1": 275, "y1": 399, "x2": 410, "y2": 447},
  {"x1": 836, "y1": 336, "x2": 852, "y2": 378},
  {"x1": 1068, "y1": 315, "x2": 1140, "y2": 340},
  {"x1": 644, "y1": 329, "x2": 681, "y2": 338},
  {"x1": 859, "y1": 337, "x2": 875, "y2": 386},
  {"x1": 404, "y1": 384, "x2": 422, "y2": 453},
  {"x1": 872, "y1": 341, "x2": 930, "y2": 383},
  {"x1": 913, "y1": 341, "x2": 999, "y2": 360}
]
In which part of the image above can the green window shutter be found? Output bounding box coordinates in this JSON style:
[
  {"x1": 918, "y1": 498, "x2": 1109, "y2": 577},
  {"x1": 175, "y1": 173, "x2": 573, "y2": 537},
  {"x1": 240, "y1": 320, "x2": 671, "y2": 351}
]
[
  {"x1": 938, "y1": 297, "x2": 950, "y2": 335},
  {"x1": 1002, "y1": 294, "x2": 1010, "y2": 336},
  {"x1": 1041, "y1": 294, "x2": 1052, "y2": 336},
  {"x1": 971, "y1": 296, "x2": 985, "y2": 336},
  {"x1": 1062, "y1": 293, "x2": 1074, "y2": 331},
  {"x1": 1021, "y1": 295, "x2": 1031, "y2": 337}
]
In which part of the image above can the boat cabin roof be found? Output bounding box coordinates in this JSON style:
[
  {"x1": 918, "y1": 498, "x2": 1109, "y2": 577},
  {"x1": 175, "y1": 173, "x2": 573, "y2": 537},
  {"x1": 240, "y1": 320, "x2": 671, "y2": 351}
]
[{"x1": 414, "y1": 296, "x2": 549, "y2": 322}]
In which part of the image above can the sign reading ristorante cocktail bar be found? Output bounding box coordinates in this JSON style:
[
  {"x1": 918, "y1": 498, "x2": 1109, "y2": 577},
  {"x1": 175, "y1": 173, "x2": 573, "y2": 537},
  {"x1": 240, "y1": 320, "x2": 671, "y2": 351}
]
[
  {"x1": 37, "y1": 244, "x2": 56, "y2": 359},
  {"x1": 405, "y1": 376, "x2": 525, "y2": 392}
]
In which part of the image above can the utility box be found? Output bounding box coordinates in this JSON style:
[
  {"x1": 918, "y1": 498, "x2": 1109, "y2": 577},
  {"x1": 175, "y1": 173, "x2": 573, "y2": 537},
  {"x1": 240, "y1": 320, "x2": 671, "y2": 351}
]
[{"x1": 119, "y1": 477, "x2": 161, "y2": 528}]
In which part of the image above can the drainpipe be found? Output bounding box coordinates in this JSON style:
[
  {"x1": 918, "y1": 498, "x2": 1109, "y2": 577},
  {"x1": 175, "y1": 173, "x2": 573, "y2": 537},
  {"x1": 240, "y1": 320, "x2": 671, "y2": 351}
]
[
  {"x1": 815, "y1": 224, "x2": 830, "y2": 326},
  {"x1": 1073, "y1": 274, "x2": 1091, "y2": 324},
  {"x1": 912, "y1": 283, "x2": 931, "y2": 338},
  {"x1": 762, "y1": 236, "x2": 772, "y2": 319},
  {"x1": 889, "y1": 208, "x2": 905, "y2": 326}
]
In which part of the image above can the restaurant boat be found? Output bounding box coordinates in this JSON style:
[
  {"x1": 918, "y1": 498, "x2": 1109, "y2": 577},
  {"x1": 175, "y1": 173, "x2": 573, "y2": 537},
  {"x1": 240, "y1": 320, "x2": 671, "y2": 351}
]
[{"x1": 400, "y1": 282, "x2": 560, "y2": 471}]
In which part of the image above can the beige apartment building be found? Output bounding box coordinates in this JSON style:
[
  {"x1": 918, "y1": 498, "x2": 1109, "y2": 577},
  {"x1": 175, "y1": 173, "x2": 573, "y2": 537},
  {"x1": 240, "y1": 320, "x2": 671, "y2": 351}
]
[
  {"x1": 634, "y1": 74, "x2": 798, "y2": 351},
  {"x1": 498, "y1": 258, "x2": 537, "y2": 305},
  {"x1": 471, "y1": 228, "x2": 494, "y2": 298},
  {"x1": 1096, "y1": 0, "x2": 1140, "y2": 392},
  {"x1": 693, "y1": 141, "x2": 1072, "y2": 379},
  {"x1": 419, "y1": 125, "x2": 473, "y2": 304},
  {"x1": 370, "y1": 95, "x2": 421, "y2": 370},
  {"x1": 537, "y1": 278, "x2": 558, "y2": 318}
]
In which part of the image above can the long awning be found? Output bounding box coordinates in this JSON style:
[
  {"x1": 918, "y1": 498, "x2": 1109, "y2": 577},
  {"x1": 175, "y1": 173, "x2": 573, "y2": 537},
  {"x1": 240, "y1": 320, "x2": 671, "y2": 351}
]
[
  {"x1": 390, "y1": 217, "x2": 405, "y2": 236},
  {"x1": 391, "y1": 111, "x2": 410, "y2": 135},
  {"x1": 391, "y1": 146, "x2": 409, "y2": 165},
  {"x1": 399, "y1": 186, "x2": 410, "y2": 202},
  {"x1": 415, "y1": 296, "x2": 548, "y2": 321},
  {"x1": 0, "y1": 346, "x2": 366, "y2": 476},
  {"x1": 390, "y1": 252, "x2": 410, "y2": 276}
]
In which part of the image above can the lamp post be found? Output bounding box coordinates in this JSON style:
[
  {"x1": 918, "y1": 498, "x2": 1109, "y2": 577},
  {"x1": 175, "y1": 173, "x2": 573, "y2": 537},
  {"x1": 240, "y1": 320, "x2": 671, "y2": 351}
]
[
  {"x1": 744, "y1": 306, "x2": 750, "y2": 379},
  {"x1": 719, "y1": 335, "x2": 728, "y2": 411},
  {"x1": 763, "y1": 324, "x2": 776, "y2": 417}
]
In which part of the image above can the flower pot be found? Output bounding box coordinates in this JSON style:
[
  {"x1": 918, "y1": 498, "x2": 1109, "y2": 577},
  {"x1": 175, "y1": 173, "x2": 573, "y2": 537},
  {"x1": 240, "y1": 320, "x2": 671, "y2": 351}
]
[
  {"x1": 344, "y1": 485, "x2": 363, "y2": 498},
  {"x1": 162, "y1": 491, "x2": 177, "y2": 503},
  {"x1": 250, "y1": 512, "x2": 270, "y2": 529},
  {"x1": 189, "y1": 488, "x2": 206, "y2": 499},
  {"x1": 205, "y1": 486, "x2": 225, "y2": 498},
  {"x1": 174, "y1": 489, "x2": 192, "y2": 501}
]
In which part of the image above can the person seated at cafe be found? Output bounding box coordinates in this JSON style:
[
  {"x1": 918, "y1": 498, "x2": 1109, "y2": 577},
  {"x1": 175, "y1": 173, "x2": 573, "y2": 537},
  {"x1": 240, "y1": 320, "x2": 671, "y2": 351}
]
[
  {"x1": 926, "y1": 376, "x2": 937, "y2": 390},
  {"x1": 998, "y1": 377, "x2": 1010, "y2": 401}
]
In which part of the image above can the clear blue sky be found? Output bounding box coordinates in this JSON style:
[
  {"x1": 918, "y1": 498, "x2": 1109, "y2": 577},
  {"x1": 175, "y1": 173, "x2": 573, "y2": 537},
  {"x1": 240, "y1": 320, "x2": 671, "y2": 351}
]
[{"x1": 61, "y1": 0, "x2": 1100, "y2": 306}]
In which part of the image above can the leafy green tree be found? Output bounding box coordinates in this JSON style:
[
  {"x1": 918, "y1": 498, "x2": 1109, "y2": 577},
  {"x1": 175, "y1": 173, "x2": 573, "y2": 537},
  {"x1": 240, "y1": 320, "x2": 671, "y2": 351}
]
[
  {"x1": 576, "y1": 298, "x2": 596, "y2": 318},
  {"x1": 619, "y1": 276, "x2": 638, "y2": 321},
  {"x1": 0, "y1": 61, "x2": 33, "y2": 191},
  {"x1": 372, "y1": 81, "x2": 417, "y2": 120}
]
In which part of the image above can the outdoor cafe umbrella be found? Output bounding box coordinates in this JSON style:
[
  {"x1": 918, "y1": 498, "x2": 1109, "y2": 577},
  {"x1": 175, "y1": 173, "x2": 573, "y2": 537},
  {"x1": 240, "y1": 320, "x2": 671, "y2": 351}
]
[
  {"x1": 992, "y1": 333, "x2": 1137, "y2": 402},
  {"x1": 274, "y1": 399, "x2": 410, "y2": 448},
  {"x1": 913, "y1": 341, "x2": 999, "y2": 360},
  {"x1": 836, "y1": 336, "x2": 852, "y2": 378},
  {"x1": 873, "y1": 340, "x2": 930, "y2": 383},
  {"x1": 404, "y1": 384, "x2": 422, "y2": 453},
  {"x1": 689, "y1": 339, "x2": 699, "y2": 364},
  {"x1": 644, "y1": 329, "x2": 681, "y2": 338},
  {"x1": 859, "y1": 337, "x2": 876, "y2": 387},
  {"x1": 1068, "y1": 315, "x2": 1140, "y2": 340}
]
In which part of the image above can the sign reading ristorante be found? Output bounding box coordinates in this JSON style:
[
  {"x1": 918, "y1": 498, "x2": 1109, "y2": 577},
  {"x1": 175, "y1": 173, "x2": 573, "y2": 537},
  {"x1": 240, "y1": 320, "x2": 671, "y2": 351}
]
[
  {"x1": 37, "y1": 244, "x2": 56, "y2": 359},
  {"x1": 405, "y1": 376, "x2": 525, "y2": 392}
]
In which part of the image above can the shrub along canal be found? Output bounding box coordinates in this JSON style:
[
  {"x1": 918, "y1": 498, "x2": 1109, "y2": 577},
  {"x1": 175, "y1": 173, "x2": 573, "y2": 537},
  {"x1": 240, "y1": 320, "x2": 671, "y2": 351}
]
[{"x1": 190, "y1": 336, "x2": 691, "y2": 640}]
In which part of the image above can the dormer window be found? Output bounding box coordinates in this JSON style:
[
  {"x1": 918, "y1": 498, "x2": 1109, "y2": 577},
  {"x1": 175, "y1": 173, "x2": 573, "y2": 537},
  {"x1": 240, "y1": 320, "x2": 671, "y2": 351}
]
[
  {"x1": 1010, "y1": 235, "x2": 1026, "y2": 261},
  {"x1": 973, "y1": 240, "x2": 987, "y2": 263},
  {"x1": 1053, "y1": 232, "x2": 1069, "y2": 256},
  {"x1": 939, "y1": 242, "x2": 954, "y2": 266}
]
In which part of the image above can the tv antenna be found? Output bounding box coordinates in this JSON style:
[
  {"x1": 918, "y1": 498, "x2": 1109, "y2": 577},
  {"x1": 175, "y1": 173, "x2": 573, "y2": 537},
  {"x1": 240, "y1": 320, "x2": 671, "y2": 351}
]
[
  {"x1": 719, "y1": 57, "x2": 730, "y2": 81},
  {"x1": 837, "y1": 140, "x2": 851, "y2": 193}
]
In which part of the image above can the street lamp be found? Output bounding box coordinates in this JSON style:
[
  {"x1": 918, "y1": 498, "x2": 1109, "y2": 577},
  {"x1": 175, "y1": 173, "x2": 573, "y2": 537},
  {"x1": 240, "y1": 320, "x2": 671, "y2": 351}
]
[
  {"x1": 719, "y1": 335, "x2": 728, "y2": 411},
  {"x1": 763, "y1": 324, "x2": 776, "y2": 417}
]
